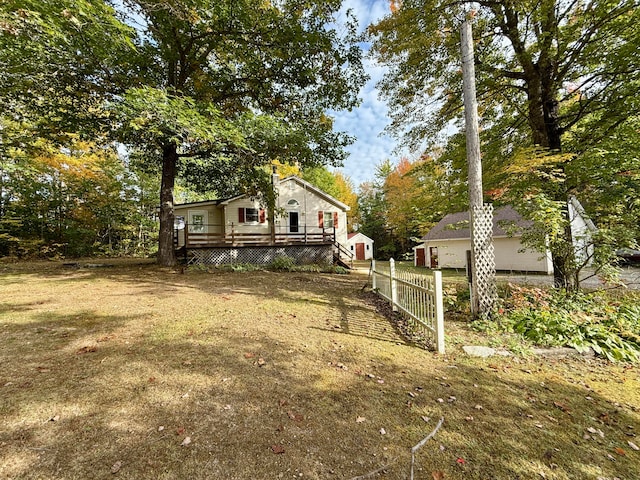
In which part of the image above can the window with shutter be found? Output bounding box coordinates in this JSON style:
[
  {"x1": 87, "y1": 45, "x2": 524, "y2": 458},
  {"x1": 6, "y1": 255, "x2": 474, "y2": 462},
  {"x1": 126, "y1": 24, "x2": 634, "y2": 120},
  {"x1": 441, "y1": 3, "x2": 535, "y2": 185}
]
[
  {"x1": 239, "y1": 208, "x2": 260, "y2": 223},
  {"x1": 318, "y1": 211, "x2": 324, "y2": 228},
  {"x1": 323, "y1": 211, "x2": 334, "y2": 229}
]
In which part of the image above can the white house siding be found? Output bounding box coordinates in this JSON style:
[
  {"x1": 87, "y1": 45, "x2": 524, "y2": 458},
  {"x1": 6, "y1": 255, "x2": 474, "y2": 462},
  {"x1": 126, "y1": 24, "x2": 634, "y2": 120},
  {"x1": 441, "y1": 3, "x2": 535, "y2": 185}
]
[
  {"x1": 275, "y1": 178, "x2": 349, "y2": 247},
  {"x1": 568, "y1": 197, "x2": 596, "y2": 266},
  {"x1": 224, "y1": 198, "x2": 269, "y2": 235},
  {"x1": 424, "y1": 237, "x2": 553, "y2": 273}
]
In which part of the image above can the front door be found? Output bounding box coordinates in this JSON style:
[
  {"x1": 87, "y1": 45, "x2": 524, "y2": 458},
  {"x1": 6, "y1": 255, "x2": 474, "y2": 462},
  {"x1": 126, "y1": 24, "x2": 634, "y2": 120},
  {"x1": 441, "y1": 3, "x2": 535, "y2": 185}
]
[
  {"x1": 288, "y1": 211, "x2": 299, "y2": 233},
  {"x1": 355, "y1": 242, "x2": 365, "y2": 260}
]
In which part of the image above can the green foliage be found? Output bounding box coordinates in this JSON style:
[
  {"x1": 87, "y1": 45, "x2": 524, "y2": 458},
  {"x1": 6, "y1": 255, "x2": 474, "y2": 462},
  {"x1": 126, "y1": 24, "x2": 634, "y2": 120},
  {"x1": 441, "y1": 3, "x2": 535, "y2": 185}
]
[
  {"x1": 369, "y1": 1, "x2": 640, "y2": 287},
  {"x1": 269, "y1": 255, "x2": 296, "y2": 272},
  {"x1": 480, "y1": 285, "x2": 640, "y2": 362}
]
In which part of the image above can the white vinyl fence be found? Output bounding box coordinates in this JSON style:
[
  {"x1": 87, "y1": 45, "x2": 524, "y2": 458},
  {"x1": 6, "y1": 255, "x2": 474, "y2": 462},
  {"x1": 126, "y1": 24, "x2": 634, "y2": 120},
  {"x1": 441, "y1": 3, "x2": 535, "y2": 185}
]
[{"x1": 371, "y1": 259, "x2": 445, "y2": 354}]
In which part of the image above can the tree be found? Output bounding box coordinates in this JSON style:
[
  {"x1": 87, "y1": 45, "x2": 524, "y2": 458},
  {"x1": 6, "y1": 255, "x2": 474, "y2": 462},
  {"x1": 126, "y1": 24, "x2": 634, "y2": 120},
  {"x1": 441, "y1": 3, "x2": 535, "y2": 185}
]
[
  {"x1": 369, "y1": 0, "x2": 640, "y2": 289},
  {"x1": 0, "y1": 1, "x2": 135, "y2": 141},
  {"x1": 116, "y1": 0, "x2": 365, "y2": 266}
]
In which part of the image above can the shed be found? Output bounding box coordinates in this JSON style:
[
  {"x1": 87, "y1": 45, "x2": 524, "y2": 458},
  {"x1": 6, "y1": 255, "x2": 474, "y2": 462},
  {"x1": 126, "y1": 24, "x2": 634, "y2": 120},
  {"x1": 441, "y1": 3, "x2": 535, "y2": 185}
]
[
  {"x1": 346, "y1": 232, "x2": 374, "y2": 260},
  {"x1": 413, "y1": 206, "x2": 554, "y2": 273}
]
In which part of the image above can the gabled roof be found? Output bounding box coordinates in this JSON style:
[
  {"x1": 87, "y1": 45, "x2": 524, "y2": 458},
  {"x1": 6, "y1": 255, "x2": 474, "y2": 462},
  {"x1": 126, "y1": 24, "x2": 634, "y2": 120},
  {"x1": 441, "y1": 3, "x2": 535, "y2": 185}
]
[
  {"x1": 173, "y1": 197, "x2": 235, "y2": 208},
  {"x1": 347, "y1": 232, "x2": 373, "y2": 242},
  {"x1": 278, "y1": 176, "x2": 350, "y2": 211},
  {"x1": 175, "y1": 175, "x2": 350, "y2": 211},
  {"x1": 422, "y1": 206, "x2": 531, "y2": 242}
]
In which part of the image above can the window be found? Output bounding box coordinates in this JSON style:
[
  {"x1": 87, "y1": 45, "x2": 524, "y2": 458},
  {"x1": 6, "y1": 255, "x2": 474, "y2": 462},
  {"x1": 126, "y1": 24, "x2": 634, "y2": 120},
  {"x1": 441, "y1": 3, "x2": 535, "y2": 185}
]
[
  {"x1": 350, "y1": 245, "x2": 354, "y2": 251},
  {"x1": 191, "y1": 214, "x2": 204, "y2": 233},
  {"x1": 238, "y1": 207, "x2": 265, "y2": 223},
  {"x1": 287, "y1": 199, "x2": 299, "y2": 208},
  {"x1": 245, "y1": 208, "x2": 259, "y2": 222},
  {"x1": 318, "y1": 211, "x2": 338, "y2": 229},
  {"x1": 366, "y1": 245, "x2": 370, "y2": 250}
]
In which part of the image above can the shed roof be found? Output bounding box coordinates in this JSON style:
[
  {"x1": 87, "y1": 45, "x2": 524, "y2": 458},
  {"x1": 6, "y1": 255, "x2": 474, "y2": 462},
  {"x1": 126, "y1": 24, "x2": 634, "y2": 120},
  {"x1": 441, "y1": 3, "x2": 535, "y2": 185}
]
[
  {"x1": 347, "y1": 232, "x2": 373, "y2": 242},
  {"x1": 422, "y1": 206, "x2": 531, "y2": 241}
]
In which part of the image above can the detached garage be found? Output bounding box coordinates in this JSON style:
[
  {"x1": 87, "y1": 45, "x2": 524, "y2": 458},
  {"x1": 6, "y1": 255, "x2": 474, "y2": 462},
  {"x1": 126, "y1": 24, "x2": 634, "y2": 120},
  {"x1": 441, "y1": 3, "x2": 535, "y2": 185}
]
[
  {"x1": 414, "y1": 206, "x2": 553, "y2": 274},
  {"x1": 346, "y1": 232, "x2": 374, "y2": 260}
]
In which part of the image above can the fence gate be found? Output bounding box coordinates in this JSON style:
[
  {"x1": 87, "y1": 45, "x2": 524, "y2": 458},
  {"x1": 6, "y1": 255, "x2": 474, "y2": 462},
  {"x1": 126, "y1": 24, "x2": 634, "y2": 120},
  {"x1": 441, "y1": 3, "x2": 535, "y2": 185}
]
[{"x1": 371, "y1": 259, "x2": 445, "y2": 354}]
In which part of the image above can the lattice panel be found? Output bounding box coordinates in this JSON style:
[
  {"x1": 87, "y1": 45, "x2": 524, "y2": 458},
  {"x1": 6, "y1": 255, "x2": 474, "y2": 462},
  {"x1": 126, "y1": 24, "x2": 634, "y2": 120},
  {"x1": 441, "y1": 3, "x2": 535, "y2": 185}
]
[
  {"x1": 187, "y1": 245, "x2": 332, "y2": 266},
  {"x1": 472, "y1": 204, "x2": 498, "y2": 313}
]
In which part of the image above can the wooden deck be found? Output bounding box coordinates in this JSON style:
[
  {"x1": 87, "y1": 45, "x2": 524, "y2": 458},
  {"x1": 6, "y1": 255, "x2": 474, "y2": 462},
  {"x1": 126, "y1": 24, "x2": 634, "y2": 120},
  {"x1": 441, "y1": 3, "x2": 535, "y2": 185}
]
[{"x1": 175, "y1": 226, "x2": 335, "y2": 249}]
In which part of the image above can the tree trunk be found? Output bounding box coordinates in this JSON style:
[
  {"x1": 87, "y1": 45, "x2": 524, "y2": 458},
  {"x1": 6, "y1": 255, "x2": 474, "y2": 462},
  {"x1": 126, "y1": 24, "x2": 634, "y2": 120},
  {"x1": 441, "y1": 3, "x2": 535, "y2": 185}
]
[
  {"x1": 526, "y1": 68, "x2": 577, "y2": 290},
  {"x1": 157, "y1": 142, "x2": 178, "y2": 267}
]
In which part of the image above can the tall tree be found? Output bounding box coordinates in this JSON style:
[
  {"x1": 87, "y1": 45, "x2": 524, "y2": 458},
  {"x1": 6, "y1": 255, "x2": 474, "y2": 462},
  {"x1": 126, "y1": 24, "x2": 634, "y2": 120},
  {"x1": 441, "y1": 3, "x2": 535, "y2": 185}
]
[
  {"x1": 369, "y1": 0, "x2": 640, "y2": 289},
  {"x1": 117, "y1": 0, "x2": 365, "y2": 266}
]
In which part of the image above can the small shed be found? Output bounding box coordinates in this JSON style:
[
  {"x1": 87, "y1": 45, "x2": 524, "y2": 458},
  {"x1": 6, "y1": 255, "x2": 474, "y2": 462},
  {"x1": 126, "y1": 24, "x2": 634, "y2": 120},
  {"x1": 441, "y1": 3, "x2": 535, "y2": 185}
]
[{"x1": 346, "y1": 232, "x2": 374, "y2": 260}]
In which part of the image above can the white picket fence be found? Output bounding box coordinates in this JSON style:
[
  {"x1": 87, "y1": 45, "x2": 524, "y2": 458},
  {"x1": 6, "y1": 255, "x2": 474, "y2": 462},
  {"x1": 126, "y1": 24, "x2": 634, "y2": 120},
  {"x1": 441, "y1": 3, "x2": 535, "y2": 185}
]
[{"x1": 371, "y1": 259, "x2": 445, "y2": 354}]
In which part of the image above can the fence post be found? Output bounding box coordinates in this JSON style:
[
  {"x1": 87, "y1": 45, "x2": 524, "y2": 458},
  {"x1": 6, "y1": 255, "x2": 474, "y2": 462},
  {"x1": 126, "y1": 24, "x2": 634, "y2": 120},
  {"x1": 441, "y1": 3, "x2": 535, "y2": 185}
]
[
  {"x1": 371, "y1": 259, "x2": 377, "y2": 290},
  {"x1": 390, "y1": 258, "x2": 398, "y2": 312},
  {"x1": 433, "y1": 270, "x2": 445, "y2": 354}
]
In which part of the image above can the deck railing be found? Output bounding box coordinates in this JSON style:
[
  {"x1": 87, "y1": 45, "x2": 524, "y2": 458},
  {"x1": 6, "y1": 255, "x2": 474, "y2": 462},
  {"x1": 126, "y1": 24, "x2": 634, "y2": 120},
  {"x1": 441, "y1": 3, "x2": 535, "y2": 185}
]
[
  {"x1": 371, "y1": 259, "x2": 444, "y2": 353},
  {"x1": 175, "y1": 223, "x2": 336, "y2": 248}
]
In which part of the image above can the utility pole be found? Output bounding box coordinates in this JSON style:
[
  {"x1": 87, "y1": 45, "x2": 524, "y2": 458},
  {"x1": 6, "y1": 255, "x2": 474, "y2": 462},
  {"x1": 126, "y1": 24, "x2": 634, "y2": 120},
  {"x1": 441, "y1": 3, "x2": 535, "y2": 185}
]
[{"x1": 460, "y1": 16, "x2": 497, "y2": 316}]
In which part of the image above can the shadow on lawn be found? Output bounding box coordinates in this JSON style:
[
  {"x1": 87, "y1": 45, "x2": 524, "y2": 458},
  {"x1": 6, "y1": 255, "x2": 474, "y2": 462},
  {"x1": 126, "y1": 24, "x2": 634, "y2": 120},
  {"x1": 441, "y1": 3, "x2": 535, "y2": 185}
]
[
  {"x1": 2, "y1": 323, "x2": 639, "y2": 479},
  {"x1": 1, "y1": 263, "x2": 639, "y2": 479}
]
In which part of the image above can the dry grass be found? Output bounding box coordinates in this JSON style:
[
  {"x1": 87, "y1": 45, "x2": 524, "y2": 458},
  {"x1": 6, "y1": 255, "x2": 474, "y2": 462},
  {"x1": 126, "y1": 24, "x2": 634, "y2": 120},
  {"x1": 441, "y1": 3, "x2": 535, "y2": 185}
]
[{"x1": 1, "y1": 260, "x2": 639, "y2": 479}]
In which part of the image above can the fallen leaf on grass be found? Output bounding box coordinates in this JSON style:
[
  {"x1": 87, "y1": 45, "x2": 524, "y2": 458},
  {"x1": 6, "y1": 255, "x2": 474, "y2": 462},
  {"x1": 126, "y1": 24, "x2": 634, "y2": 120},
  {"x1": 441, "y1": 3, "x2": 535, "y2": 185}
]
[
  {"x1": 587, "y1": 427, "x2": 605, "y2": 438},
  {"x1": 356, "y1": 416, "x2": 366, "y2": 423},
  {"x1": 287, "y1": 411, "x2": 303, "y2": 422},
  {"x1": 628, "y1": 441, "x2": 639, "y2": 451},
  {"x1": 244, "y1": 352, "x2": 255, "y2": 359},
  {"x1": 456, "y1": 457, "x2": 466, "y2": 464},
  {"x1": 256, "y1": 358, "x2": 266, "y2": 367},
  {"x1": 432, "y1": 471, "x2": 445, "y2": 480},
  {"x1": 553, "y1": 401, "x2": 571, "y2": 413},
  {"x1": 271, "y1": 444, "x2": 285, "y2": 454},
  {"x1": 379, "y1": 428, "x2": 386, "y2": 435},
  {"x1": 181, "y1": 436, "x2": 191, "y2": 446},
  {"x1": 111, "y1": 461, "x2": 122, "y2": 474},
  {"x1": 421, "y1": 416, "x2": 431, "y2": 423},
  {"x1": 614, "y1": 447, "x2": 626, "y2": 456},
  {"x1": 76, "y1": 346, "x2": 97, "y2": 354},
  {"x1": 176, "y1": 427, "x2": 185, "y2": 435}
]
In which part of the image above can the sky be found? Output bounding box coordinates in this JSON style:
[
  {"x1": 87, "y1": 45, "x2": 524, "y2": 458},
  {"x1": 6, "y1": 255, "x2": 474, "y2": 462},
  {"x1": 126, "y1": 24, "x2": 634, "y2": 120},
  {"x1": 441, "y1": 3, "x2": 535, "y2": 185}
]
[{"x1": 331, "y1": 0, "x2": 397, "y2": 188}]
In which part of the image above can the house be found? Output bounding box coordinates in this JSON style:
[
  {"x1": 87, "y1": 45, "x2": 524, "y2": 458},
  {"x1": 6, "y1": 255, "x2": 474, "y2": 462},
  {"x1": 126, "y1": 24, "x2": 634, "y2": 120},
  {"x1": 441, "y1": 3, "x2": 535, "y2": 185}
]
[
  {"x1": 173, "y1": 175, "x2": 352, "y2": 266},
  {"x1": 413, "y1": 206, "x2": 554, "y2": 273},
  {"x1": 346, "y1": 232, "x2": 374, "y2": 260}
]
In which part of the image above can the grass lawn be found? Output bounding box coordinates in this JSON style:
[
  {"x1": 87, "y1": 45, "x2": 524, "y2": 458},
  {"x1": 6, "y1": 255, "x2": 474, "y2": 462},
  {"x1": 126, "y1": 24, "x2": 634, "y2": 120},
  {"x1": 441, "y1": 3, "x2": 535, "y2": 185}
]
[{"x1": 1, "y1": 260, "x2": 639, "y2": 479}]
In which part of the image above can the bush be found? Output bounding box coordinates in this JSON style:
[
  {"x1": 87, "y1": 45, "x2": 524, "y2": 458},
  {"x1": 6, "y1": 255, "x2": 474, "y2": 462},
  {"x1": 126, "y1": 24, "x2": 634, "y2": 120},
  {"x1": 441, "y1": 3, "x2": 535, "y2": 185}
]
[
  {"x1": 269, "y1": 255, "x2": 296, "y2": 271},
  {"x1": 477, "y1": 286, "x2": 640, "y2": 362}
]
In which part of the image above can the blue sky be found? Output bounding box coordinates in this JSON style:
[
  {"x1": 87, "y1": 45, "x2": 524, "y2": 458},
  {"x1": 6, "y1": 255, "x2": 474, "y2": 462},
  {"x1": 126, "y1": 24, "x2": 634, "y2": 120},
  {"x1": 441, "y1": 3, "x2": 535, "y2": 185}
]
[{"x1": 331, "y1": 0, "x2": 397, "y2": 188}]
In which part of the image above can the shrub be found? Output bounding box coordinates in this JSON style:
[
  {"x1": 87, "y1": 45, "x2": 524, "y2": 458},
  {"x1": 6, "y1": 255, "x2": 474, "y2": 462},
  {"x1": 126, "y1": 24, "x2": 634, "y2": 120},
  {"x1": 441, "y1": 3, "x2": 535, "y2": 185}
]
[
  {"x1": 269, "y1": 255, "x2": 296, "y2": 271},
  {"x1": 477, "y1": 286, "x2": 640, "y2": 362}
]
